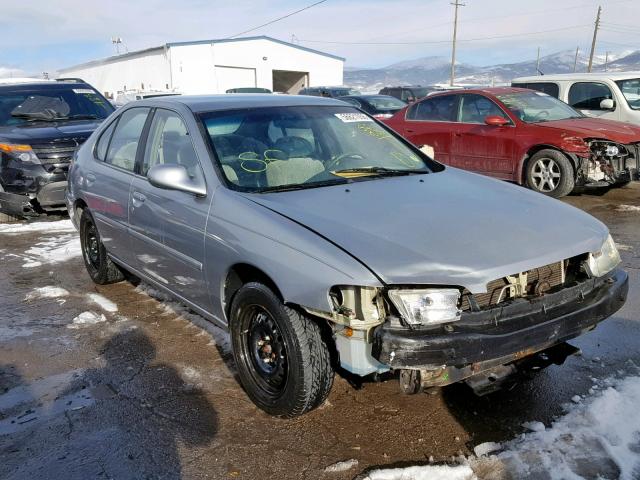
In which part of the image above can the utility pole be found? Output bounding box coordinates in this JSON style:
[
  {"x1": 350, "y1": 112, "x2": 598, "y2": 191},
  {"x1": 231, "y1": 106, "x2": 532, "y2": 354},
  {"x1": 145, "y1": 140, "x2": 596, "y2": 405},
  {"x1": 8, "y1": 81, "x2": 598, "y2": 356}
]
[
  {"x1": 573, "y1": 46, "x2": 580, "y2": 72},
  {"x1": 604, "y1": 50, "x2": 610, "y2": 71},
  {"x1": 450, "y1": 0, "x2": 465, "y2": 87},
  {"x1": 587, "y1": 5, "x2": 602, "y2": 73},
  {"x1": 536, "y1": 47, "x2": 541, "y2": 75}
]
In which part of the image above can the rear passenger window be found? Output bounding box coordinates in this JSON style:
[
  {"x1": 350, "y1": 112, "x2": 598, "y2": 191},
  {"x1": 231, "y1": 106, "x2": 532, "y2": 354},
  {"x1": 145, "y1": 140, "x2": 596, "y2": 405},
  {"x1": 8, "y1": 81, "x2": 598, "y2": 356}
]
[
  {"x1": 142, "y1": 109, "x2": 203, "y2": 182},
  {"x1": 95, "y1": 120, "x2": 117, "y2": 161},
  {"x1": 105, "y1": 107, "x2": 150, "y2": 171},
  {"x1": 568, "y1": 82, "x2": 614, "y2": 110},
  {"x1": 512, "y1": 82, "x2": 559, "y2": 98},
  {"x1": 407, "y1": 95, "x2": 457, "y2": 122}
]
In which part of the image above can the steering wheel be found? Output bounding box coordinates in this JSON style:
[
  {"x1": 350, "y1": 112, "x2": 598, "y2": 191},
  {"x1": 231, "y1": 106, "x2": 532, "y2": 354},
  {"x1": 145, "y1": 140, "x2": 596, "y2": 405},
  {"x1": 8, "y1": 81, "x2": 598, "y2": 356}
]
[
  {"x1": 325, "y1": 152, "x2": 366, "y2": 172},
  {"x1": 533, "y1": 110, "x2": 550, "y2": 121}
]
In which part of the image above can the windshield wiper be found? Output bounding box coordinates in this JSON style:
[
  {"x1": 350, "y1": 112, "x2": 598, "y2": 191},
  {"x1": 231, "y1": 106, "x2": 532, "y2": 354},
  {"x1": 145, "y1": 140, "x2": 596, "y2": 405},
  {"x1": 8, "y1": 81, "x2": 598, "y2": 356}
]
[
  {"x1": 258, "y1": 178, "x2": 351, "y2": 193},
  {"x1": 56, "y1": 114, "x2": 99, "y2": 120},
  {"x1": 332, "y1": 167, "x2": 429, "y2": 177}
]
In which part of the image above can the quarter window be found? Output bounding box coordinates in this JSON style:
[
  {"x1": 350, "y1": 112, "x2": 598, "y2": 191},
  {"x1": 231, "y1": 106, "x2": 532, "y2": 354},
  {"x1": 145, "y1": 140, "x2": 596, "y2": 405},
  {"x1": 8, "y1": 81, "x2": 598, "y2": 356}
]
[
  {"x1": 568, "y1": 82, "x2": 614, "y2": 110},
  {"x1": 459, "y1": 94, "x2": 507, "y2": 123},
  {"x1": 142, "y1": 109, "x2": 204, "y2": 183},
  {"x1": 104, "y1": 107, "x2": 150, "y2": 171},
  {"x1": 407, "y1": 95, "x2": 457, "y2": 122}
]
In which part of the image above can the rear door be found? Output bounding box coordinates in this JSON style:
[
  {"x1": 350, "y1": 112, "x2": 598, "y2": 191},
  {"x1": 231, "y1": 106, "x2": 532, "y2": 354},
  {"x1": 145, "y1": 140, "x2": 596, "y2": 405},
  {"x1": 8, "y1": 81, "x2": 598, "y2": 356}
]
[
  {"x1": 450, "y1": 94, "x2": 516, "y2": 178},
  {"x1": 85, "y1": 107, "x2": 150, "y2": 267},
  {"x1": 567, "y1": 81, "x2": 620, "y2": 121},
  {"x1": 402, "y1": 94, "x2": 458, "y2": 164},
  {"x1": 129, "y1": 108, "x2": 211, "y2": 308}
]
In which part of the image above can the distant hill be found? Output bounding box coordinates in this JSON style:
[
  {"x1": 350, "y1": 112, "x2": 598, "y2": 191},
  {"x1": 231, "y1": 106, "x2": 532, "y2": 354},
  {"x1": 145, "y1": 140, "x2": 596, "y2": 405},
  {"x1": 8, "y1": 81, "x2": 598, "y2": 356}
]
[{"x1": 345, "y1": 49, "x2": 640, "y2": 93}]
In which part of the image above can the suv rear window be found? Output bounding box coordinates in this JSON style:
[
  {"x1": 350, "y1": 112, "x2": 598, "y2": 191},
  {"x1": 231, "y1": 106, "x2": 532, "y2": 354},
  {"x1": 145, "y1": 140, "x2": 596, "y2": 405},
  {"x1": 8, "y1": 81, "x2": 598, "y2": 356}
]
[
  {"x1": 0, "y1": 85, "x2": 114, "y2": 127},
  {"x1": 511, "y1": 82, "x2": 560, "y2": 98}
]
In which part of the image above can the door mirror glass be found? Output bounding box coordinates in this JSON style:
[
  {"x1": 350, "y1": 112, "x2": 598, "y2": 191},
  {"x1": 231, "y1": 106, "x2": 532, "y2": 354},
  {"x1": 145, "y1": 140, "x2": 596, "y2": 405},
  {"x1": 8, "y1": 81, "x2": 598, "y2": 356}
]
[
  {"x1": 484, "y1": 115, "x2": 510, "y2": 126},
  {"x1": 147, "y1": 164, "x2": 206, "y2": 196},
  {"x1": 600, "y1": 98, "x2": 615, "y2": 110}
]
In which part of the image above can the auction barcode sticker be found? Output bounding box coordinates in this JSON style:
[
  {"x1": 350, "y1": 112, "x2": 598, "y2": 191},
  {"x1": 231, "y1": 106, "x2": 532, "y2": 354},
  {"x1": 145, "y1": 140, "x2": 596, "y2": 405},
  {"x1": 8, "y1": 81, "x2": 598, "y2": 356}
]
[{"x1": 334, "y1": 112, "x2": 373, "y2": 123}]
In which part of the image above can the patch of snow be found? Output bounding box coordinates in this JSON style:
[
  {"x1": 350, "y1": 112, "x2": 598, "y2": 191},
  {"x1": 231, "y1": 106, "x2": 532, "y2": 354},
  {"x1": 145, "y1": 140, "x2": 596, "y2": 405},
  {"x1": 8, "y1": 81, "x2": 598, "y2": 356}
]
[
  {"x1": 372, "y1": 375, "x2": 640, "y2": 480},
  {"x1": 88, "y1": 293, "x2": 118, "y2": 312},
  {"x1": 324, "y1": 459, "x2": 359, "y2": 473},
  {"x1": 521, "y1": 420, "x2": 546, "y2": 432},
  {"x1": 21, "y1": 233, "x2": 80, "y2": 268},
  {"x1": 0, "y1": 219, "x2": 75, "y2": 234},
  {"x1": 25, "y1": 286, "x2": 69, "y2": 300},
  {"x1": 617, "y1": 204, "x2": 640, "y2": 212},
  {"x1": 68, "y1": 311, "x2": 106, "y2": 328},
  {"x1": 362, "y1": 465, "x2": 475, "y2": 480},
  {"x1": 473, "y1": 442, "x2": 501, "y2": 457}
]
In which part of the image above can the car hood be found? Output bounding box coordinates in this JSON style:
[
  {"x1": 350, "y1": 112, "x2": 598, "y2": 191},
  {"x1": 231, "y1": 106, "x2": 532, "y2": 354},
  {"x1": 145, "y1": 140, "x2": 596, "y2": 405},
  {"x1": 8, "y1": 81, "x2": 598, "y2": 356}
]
[
  {"x1": 243, "y1": 168, "x2": 608, "y2": 293},
  {"x1": 536, "y1": 117, "x2": 640, "y2": 143},
  {"x1": 0, "y1": 119, "x2": 104, "y2": 144}
]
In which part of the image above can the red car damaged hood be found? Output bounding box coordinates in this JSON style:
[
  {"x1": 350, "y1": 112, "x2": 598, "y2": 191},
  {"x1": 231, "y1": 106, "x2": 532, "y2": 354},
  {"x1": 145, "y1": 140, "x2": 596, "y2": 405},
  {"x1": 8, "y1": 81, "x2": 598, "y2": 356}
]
[{"x1": 535, "y1": 117, "x2": 640, "y2": 144}]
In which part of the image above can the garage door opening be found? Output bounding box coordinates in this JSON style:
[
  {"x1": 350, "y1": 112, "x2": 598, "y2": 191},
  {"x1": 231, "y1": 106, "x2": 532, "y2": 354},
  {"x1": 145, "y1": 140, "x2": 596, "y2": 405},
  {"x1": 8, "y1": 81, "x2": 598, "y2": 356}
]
[{"x1": 272, "y1": 70, "x2": 309, "y2": 94}]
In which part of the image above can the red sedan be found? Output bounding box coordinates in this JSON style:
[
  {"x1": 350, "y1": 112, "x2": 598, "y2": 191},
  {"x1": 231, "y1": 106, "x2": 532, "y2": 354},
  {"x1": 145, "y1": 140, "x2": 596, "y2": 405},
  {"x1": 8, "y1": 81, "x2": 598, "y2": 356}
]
[{"x1": 383, "y1": 87, "x2": 640, "y2": 197}]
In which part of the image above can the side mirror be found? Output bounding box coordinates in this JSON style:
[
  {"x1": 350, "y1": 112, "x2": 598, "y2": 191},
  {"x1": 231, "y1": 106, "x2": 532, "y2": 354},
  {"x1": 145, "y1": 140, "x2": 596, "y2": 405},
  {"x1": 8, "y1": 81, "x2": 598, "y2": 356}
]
[
  {"x1": 600, "y1": 98, "x2": 615, "y2": 110},
  {"x1": 147, "y1": 164, "x2": 206, "y2": 197},
  {"x1": 484, "y1": 115, "x2": 510, "y2": 126}
]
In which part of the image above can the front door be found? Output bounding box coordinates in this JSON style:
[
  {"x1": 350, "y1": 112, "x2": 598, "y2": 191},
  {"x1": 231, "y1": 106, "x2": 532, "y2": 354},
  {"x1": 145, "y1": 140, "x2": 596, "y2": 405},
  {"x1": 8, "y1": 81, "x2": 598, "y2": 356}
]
[
  {"x1": 129, "y1": 108, "x2": 211, "y2": 309},
  {"x1": 568, "y1": 82, "x2": 620, "y2": 121},
  {"x1": 450, "y1": 94, "x2": 516, "y2": 179}
]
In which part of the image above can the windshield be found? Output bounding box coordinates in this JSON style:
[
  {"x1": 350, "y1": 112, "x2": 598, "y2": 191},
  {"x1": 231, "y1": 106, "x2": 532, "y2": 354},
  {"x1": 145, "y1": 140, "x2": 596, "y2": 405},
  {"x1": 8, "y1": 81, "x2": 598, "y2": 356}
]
[
  {"x1": 200, "y1": 106, "x2": 437, "y2": 192},
  {"x1": 331, "y1": 88, "x2": 360, "y2": 97},
  {"x1": 367, "y1": 96, "x2": 407, "y2": 111},
  {"x1": 0, "y1": 86, "x2": 114, "y2": 126},
  {"x1": 496, "y1": 91, "x2": 583, "y2": 123},
  {"x1": 615, "y1": 78, "x2": 640, "y2": 110}
]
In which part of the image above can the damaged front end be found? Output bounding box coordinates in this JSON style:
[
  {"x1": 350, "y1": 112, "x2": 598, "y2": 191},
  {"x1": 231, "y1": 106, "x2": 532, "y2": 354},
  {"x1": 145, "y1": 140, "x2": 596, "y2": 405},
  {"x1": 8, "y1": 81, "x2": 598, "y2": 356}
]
[{"x1": 575, "y1": 139, "x2": 640, "y2": 187}]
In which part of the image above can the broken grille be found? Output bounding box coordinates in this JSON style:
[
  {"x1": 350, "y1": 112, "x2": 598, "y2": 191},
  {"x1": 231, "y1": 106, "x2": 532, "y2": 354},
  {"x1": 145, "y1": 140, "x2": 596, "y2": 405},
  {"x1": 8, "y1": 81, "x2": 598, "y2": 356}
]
[{"x1": 461, "y1": 260, "x2": 565, "y2": 311}]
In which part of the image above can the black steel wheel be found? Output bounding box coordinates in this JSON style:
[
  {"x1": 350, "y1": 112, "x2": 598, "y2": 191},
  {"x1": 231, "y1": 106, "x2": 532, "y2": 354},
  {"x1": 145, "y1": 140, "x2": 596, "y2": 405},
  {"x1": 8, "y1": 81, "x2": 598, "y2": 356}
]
[
  {"x1": 79, "y1": 209, "x2": 125, "y2": 284},
  {"x1": 230, "y1": 282, "x2": 334, "y2": 417}
]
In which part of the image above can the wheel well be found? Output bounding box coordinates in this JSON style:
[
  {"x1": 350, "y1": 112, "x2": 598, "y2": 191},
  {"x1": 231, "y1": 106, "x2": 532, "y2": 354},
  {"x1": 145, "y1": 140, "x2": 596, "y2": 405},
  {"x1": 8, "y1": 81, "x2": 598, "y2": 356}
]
[
  {"x1": 224, "y1": 264, "x2": 283, "y2": 316},
  {"x1": 521, "y1": 145, "x2": 576, "y2": 184},
  {"x1": 73, "y1": 199, "x2": 88, "y2": 225}
]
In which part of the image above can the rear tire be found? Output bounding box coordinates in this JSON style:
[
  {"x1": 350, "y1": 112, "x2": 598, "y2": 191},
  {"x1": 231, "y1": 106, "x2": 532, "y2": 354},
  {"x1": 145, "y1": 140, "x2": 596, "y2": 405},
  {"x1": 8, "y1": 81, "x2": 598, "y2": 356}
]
[
  {"x1": 79, "y1": 209, "x2": 125, "y2": 284},
  {"x1": 526, "y1": 149, "x2": 575, "y2": 198},
  {"x1": 230, "y1": 282, "x2": 334, "y2": 417}
]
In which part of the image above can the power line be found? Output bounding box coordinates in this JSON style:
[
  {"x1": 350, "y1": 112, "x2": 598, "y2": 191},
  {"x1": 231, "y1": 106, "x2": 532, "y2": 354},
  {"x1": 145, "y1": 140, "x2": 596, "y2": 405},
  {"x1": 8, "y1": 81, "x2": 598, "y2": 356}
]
[
  {"x1": 226, "y1": 0, "x2": 328, "y2": 39},
  {"x1": 297, "y1": 24, "x2": 592, "y2": 46}
]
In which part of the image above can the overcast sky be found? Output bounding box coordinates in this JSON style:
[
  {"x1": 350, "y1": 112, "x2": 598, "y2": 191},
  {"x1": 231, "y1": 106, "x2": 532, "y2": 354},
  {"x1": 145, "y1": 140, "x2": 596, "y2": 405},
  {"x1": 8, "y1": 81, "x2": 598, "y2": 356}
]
[{"x1": 1, "y1": 0, "x2": 639, "y2": 77}]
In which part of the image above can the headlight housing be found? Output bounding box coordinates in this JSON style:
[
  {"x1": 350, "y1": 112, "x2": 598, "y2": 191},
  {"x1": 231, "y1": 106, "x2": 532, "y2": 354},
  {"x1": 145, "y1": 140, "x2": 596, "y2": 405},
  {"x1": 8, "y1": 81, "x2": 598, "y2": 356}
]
[
  {"x1": 584, "y1": 234, "x2": 621, "y2": 278},
  {"x1": 0, "y1": 143, "x2": 40, "y2": 164},
  {"x1": 388, "y1": 288, "x2": 461, "y2": 326}
]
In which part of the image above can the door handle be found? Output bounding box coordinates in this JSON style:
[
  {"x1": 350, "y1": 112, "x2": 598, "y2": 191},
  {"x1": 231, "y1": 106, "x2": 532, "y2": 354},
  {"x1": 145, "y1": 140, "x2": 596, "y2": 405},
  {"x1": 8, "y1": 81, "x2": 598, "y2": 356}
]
[
  {"x1": 131, "y1": 191, "x2": 146, "y2": 207},
  {"x1": 85, "y1": 173, "x2": 96, "y2": 186},
  {"x1": 405, "y1": 129, "x2": 415, "y2": 133}
]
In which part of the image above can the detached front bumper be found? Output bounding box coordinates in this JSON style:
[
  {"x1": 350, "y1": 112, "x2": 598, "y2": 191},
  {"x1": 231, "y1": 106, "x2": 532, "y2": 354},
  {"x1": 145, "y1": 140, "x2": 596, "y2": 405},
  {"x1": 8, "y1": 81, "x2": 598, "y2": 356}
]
[{"x1": 372, "y1": 268, "x2": 628, "y2": 373}]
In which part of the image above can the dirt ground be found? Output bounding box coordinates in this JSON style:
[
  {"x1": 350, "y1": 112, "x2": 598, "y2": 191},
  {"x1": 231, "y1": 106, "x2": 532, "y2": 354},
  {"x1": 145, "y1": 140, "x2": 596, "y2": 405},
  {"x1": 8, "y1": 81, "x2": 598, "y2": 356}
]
[{"x1": 1, "y1": 184, "x2": 639, "y2": 480}]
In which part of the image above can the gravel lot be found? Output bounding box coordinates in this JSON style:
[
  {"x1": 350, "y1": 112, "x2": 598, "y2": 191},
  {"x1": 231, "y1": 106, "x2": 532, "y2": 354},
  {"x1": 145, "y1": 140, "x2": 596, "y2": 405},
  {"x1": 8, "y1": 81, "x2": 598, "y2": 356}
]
[{"x1": 1, "y1": 184, "x2": 639, "y2": 480}]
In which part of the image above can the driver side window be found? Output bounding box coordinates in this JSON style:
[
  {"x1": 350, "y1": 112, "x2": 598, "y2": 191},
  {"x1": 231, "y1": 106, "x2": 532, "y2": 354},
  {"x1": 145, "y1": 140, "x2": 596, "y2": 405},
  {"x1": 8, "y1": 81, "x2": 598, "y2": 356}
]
[
  {"x1": 459, "y1": 94, "x2": 507, "y2": 123},
  {"x1": 142, "y1": 109, "x2": 204, "y2": 183}
]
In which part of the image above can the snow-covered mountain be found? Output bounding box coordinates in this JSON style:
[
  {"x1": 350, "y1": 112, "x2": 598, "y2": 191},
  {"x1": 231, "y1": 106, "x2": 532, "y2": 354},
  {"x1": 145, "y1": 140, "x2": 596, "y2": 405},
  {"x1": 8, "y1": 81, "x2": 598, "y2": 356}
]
[{"x1": 345, "y1": 49, "x2": 640, "y2": 93}]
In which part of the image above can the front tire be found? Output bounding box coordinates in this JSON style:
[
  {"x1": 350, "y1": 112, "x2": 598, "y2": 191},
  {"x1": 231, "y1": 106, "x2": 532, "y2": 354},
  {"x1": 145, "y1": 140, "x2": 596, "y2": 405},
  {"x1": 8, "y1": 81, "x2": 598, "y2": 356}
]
[
  {"x1": 230, "y1": 282, "x2": 334, "y2": 417},
  {"x1": 79, "y1": 209, "x2": 125, "y2": 284},
  {"x1": 526, "y1": 149, "x2": 575, "y2": 198}
]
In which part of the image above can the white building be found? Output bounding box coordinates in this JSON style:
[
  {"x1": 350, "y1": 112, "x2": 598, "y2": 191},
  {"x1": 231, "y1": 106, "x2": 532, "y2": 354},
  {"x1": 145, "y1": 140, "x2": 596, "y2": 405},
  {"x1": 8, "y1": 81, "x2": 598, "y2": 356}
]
[{"x1": 57, "y1": 36, "x2": 344, "y2": 98}]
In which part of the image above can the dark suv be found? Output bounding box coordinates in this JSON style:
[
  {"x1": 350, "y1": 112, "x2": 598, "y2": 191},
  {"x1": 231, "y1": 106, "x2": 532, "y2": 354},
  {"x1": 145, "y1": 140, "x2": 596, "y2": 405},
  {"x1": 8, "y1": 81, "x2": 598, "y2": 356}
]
[
  {"x1": 298, "y1": 86, "x2": 360, "y2": 98},
  {"x1": 379, "y1": 85, "x2": 439, "y2": 103},
  {"x1": 0, "y1": 79, "x2": 114, "y2": 216}
]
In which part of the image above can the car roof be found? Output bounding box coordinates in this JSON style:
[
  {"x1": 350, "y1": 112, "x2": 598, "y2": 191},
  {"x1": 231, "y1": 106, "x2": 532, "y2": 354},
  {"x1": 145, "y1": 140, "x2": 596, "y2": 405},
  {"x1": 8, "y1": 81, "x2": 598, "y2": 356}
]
[
  {"x1": 0, "y1": 81, "x2": 93, "y2": 91},
  {"x1": 144, "y1": 94, "x2": 351, "y2": 112},
  {"x1": 425, "y1": 86, "x2": 530, "y2": 98},
  {"x1": 513, "y1": 72, "x2": 640, "y2": 82},
  {"x1": 341, "y1": 94, "x2": 401, "y2": 100}
]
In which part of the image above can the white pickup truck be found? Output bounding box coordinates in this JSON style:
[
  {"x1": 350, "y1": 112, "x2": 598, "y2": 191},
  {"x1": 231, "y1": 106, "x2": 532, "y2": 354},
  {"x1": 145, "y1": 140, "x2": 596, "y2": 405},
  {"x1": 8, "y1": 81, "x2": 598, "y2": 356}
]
[{"x1": 512, "y1": 73, "x2": 640, "y2": 125}]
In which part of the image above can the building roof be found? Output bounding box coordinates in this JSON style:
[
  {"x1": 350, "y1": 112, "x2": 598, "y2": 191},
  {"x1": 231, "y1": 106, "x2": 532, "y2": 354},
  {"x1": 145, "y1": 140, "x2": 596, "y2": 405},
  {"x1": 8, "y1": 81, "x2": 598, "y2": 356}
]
[
  {"x1": 59, "y1": 35, "x2": 345, "y2": 73},
  {"x1": 513, "y1": 72, "x2": 640, "y2": 82},
  {"x1": 134, "y1": 93, "x2": 349, "y2": 113}
]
